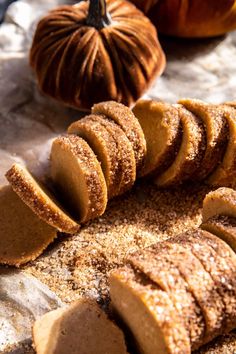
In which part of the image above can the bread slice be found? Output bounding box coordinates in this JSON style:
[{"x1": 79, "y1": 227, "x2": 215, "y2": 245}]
[
  {"x1": 154, "y1": 104, "x2": 205, "y2": 186},
  {"x1": 170, "y1": 230, "x2": 236, "y2": 333},
  {"x1": 94, "y1": 115, "x2": 136, "y2": 196},
  {"x1": 5, "y1": 163, "x2": 79, "y2": 234},
  {"x1": 92, "y1": 101, "x2": 146, "y2": 172},
  {"x1": 207, "y1": 105, "x2": 236, "y2": 188},
  {"x1": 132, "y1": 100, "x2": 182, "y2": 177},
  {"x1": 33, "y1": 298, "x2": 128, "y2": 354},
  {"x1": 146, "y1": 240, "x2": 223, "y2": 345},
  {"x1": 68, "y1": 115, "x2": 120, "y2": 198},
  {"x1": 127, "y1": 252, "x2": 205, "y2": 350},
  {"x1": 202, "y1": 187, "x2": 236, "y2": 222},
  {"x1": 201, "y1": 215, "x2": 236, "y2": 252},
  {"x1": 50, "y1": 135, "x2": 107, "y2": 223},
  {"x1": 0, "y1": 185, "x2": 57, "y2": 266},
  {"x1": 110, "y1": 266, "x2": 191, "y2": 354},
  {"x1": 179, "y1": 99, "x2": 228, "y2": 181}
]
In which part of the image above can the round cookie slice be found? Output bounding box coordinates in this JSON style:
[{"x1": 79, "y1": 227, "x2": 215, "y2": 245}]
[
  {"x1": 92, "y1": 101, "x2": 147, "y2": 172},
  {"x1": 5, "y1": 163, "x2": 79, "y2": 234},
  {"x1": 33, "y1": 299, "x2": 128, "y2": 354},
  {"x1": 201, "y1": 215, "x2": 236, "y2": 253},
  {"x1": 147, "y1": 241, "x2": 224, "y2": 345},
  {"x1": 207, "y1": 105, "x2": 236, "y2": 188},
  {"x1": 132, "y1": 100, "x2": 182, "y2": 177},
  {"x1": 171, "y1": 230, "x2": 236, "y2": 332},
  {"x1": 95, "y1": 115, "x2": 136, "y2": 196},
  {"x1": 110, "y1": 267, "x2": 191, "y2": 354},
  {"x1": 0, "y1": 185, "x2": 57, "y2": 266},
  {"x1": 128, "y1": 252, "x2": 205, "y2": 350},
  {"x1": 179, "y1": 99, "x2": 228, "y2": 181},
  {"x1": 68, "y1": 115, "x2": 121, "y2": 199},
  {"x1": 154, "y1": 104, "x2": 205, "y2": 187},
  {"x1": 50, "y1": 135, "x2": 108, "y2": 223},
  {"x1": 202, "y1": 187, "x2": 236, "y2": 222}
]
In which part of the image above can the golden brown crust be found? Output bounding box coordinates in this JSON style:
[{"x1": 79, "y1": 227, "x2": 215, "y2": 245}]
[
  {"x1": 110, "y1": 266, "x2": 191, "y2": 354},
  {"x1": 93, "y1": 114, "x2": 136, "y2": 196},
  {"x1": 133, "y1": 99, "x2": 182, "y2": 177},
  {"x1": 202, "y1": 187, "x2": 236, "y2": 222},
  {"x1": 178, "y1": 99, "x2": 228, "y2": 181},
  {"x1": 0, "y1": 185, "x2": 57, "y2": 266},
  {"x1": 92, "y1": 101, "x2": 147, "y2": 172},
  {"x1": 30, "y1": 0, "x2": 166, "y2": 109},
  {"x1": 68, "y1": 115, "x2": 119, "y2": 199},
  {"x1": 146, "y1": 240, "x2": 224, "y2": 345},
  {"x1": 5, "y1": 163, "x2": 79, "y2": 234},
  {"x1": 207, "y1": 105, "x2": 236, "y2": 188},
  {"x1": 50, "y1": 134, "x2": 108, "y2": 223},
  {"x1": 127, "y1": 252, "x2": 205, "y2": 350},
  {"x1": 201, "y1": 215, "x2": 236, "y2": 253},
  {"x1": 33, "y1": 298, "x2": 128, "y2": 354},
  {"x1": 170, "y1": 230, "x2": 236, "y2": 333},
  {"x1": 154, "y1": 104, "x2": 205, "y2": 186}
]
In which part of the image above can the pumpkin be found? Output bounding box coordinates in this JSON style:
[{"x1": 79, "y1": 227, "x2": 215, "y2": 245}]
[
  {"x1": 30, "y1": 0, "x2": 165, "y2": 110},
  {"x1": 130, "y1": 0, "x2": 236, "y2": 38}
]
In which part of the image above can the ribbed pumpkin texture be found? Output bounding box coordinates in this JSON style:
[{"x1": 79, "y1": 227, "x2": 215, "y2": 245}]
[
  {"x1": 130, "y1": 0, "x2": 236, "y2": 38},
  {"x1": 30, "y1": 0, "x2": 166, "y2": 110}
]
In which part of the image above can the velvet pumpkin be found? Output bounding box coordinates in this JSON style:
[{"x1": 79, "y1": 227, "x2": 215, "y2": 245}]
[
  {"x1": 130, "y1": 0, "x2": 236, "y2": 38},
  {"x1": 30, "y1": 0, "x2": 166, "y2": 110}
]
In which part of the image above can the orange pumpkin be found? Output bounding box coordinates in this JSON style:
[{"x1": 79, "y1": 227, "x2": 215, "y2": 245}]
[
  {"x1": 30, "y1": 0, "x2": 165, "y2": 110},
  {"x1": 130, "y1": 0, "x2": 236, "y2": 38}
]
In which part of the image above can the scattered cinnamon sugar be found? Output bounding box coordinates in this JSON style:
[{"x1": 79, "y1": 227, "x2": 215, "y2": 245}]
[{"x1": 24, "y1": 182, "x2": 210, "y2": 303}]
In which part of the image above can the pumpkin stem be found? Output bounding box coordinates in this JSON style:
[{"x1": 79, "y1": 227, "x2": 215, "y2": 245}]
[{"x1": 86, "y1": 0, "x2": 112, "y2": 29}]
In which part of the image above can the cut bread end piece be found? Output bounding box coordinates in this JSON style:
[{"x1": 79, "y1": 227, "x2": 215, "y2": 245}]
[
  {"x1": 110, "y1": 267, "x2": 191, "y2": 354},
  {"x1": 132, "y1": 100, "x2": 182, "y2": 178},
  {"x1": 50, "y1": 134, "x2": 107, "y2": 223},
  {"x1": 5, "y1": 163, "x2": 79, "y2": 234},
  {"x1": 0, "y1": 185, "x2": 57, "y2": 266},
  {"x1": 92, "y1": 101, "x2": 147, "y2": 172},
  {"x1": 202, "y1": 187, "x2": 236, "y2": 222},
  {"x1": 33, "y1": 298, "x2": 128, "y2": 354},
  {"x1": 201, "y1": 215, "x2": 236, "y2": 253}
]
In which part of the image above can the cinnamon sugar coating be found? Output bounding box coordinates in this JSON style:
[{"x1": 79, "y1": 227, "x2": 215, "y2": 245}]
[
  {"x1": 50, "y1": 135, "x2": 107, "y2": 223},
  {"x1": 92, "y1": 101, "x2": 146, "y2": 172},
  {"x1": 5, "y1": 163, "x2": 79, "y2": 234}
]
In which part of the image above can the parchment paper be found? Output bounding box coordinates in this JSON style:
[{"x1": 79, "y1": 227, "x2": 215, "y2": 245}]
[{"x1": 0, "y1": 1, "x2": 236, "y2": 352}]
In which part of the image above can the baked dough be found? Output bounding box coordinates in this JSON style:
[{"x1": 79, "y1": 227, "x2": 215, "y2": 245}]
[
  {"x1": 154, "y1": 104, "x2": 205, "y2": 186},
  {"x1": 6, "y1": 163, "x2": 79, "y2": 234},
  {"x1": 33, "y1": 299, "x2": 128, "y2": 354},
  {"x1": 92, "y1": 101, "x2": 146, "y2": 172},
  {"x1": 202, "y1": 187, "x2": 236, "y2": 222},
  {"x1": 68, "y1": 115, "x2": 120, "y2": 198},
  {"x1": 207, "y1": 105, "x2": 236, "y2": 188},
  {"x1": 95, "y1": 115, "x2": 136, "y2": 196},
  {"x1": 179, "y1": 99, "x2": 228, "y2": 181},
  {"x1": 133, "y1": 100, "x2": 182, "y2": 177},
  {"x1": 0, "y1": 185, "x2": 57, "y2": 266},
  {"x1": 171, "y1": 230, "x2": 236, "y2": 333},
  {"x1": 110, "y1": 267, "x2": 191, "y2": 354},
  {"x1": 201, "y1": 215, "x2": 236, "y2": 252},
  {"x1": 50, "y1": 135, "x2": 107, "y2": 223},
  {"x1": 128, "y1": 251, "x2": 205, "y2": 350},
  {"x1": 144, "y1": 240, "x2": 223, "y2": 345}
]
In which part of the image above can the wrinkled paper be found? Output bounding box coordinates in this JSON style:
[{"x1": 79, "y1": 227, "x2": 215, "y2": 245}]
[
  {"x1": 0, "y1": 267, "x2": 63, "y2": 352},
  {"x1": 0, "y1": 0, "x2": 236, "y2": 352}
]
